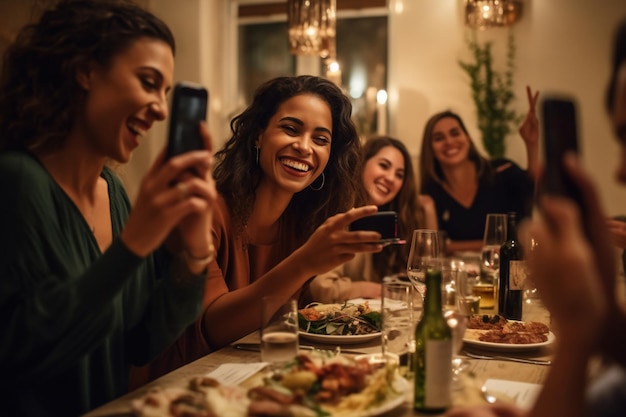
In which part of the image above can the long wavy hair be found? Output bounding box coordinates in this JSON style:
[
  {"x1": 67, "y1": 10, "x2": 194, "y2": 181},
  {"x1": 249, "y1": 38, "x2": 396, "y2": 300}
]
[
  {"x1": 0, "y1": 0, "x2": 175, "y2": 154},
  {"x1": 418, "y1": 110, "x2": 493, "y2": 191},
  {"x1": 362, "y1": 136, "x2": 423, "y2": 277},
  {"x1": 213, "y1": 75, "x2": 364, "y2": 250}
]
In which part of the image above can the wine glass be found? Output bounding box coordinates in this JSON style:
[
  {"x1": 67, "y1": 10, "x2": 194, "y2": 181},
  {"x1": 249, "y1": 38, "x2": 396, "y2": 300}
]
[
  {"x1": 477, "y1": 214, "x2": 507, "y2": 310},
  {"x1": 407, "y1": 229, "x2": 441, "y2": 299}
]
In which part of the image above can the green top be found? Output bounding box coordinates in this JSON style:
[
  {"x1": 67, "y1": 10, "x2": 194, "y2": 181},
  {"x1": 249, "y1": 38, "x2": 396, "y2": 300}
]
[{"x1": 0, "y1": 151, "x2": 205, "y2": 416}]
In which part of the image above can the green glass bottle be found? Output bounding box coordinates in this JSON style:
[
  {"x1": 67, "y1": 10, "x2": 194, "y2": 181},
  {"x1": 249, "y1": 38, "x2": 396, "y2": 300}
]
[{"x1": 413, "y1": 268, "x2": 453, "y2": 413}]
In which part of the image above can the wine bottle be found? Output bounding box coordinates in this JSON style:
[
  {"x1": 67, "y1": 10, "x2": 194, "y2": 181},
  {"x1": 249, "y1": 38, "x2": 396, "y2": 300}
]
[
  {"x1": 413, "y1": 268, "x2": 452, "y2": 413},
  {"x1": 498, "y1": 212, "x2": 524, "y2": 320}
]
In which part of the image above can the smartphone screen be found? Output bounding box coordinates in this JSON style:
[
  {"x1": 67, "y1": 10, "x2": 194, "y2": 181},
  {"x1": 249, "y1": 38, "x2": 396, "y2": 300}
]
[
  {"x1": 349, "y1": 211, "x2": 401, "y2": 244},
  {"x1": 166, "y1": 82, "x2": 208, "y2": 159},
  {"x1": 541, "y1": 95, "x2": 583, "y2": 205}
]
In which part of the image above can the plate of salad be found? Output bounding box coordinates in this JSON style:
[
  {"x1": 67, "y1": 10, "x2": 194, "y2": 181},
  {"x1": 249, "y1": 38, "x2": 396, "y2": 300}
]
[{"x1": 298, "y1": 301, "x2": 382, "y2": 345}]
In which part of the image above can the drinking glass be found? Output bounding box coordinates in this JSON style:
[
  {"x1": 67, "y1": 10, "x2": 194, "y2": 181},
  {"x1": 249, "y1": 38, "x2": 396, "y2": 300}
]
[
  {"x1": 407, "y1": 229, "x2": 441, "y2": 299},
  {"x1": 444, "y1": 309, "x2": 469, "y2": 389},
  {"x1": 476, "y1": 214, "x2": 507, "y2": 310},
  {"x1": 524, "y1": 237, "x2": 541, "y2": 307},
  {"x1": 260, "y1": 297, "x2": 299, "y2": 370},
  {"x1": 441, "y1": 257, "x2": 465, "y2": 312},
  {"x1": 441, "y1": 258, "x2": 471, "y2": 386},
  {"x1": 381, "y1": 281, "x2": 414, "y2": 375}
]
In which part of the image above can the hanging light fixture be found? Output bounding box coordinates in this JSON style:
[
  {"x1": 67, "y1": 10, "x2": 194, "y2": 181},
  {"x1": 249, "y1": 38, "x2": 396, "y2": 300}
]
[
  {"x1": 287, "y1": 0, "x2": 336, "y2": 58},
  {"x1": 465, "y1": 0, "x2": 523, "y2": 29}
]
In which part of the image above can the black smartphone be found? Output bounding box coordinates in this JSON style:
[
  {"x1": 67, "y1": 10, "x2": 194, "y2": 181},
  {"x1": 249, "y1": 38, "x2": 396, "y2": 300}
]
[
  {"x1": 349, "y1": 211, "x2": 404, "y2": 245},
  {"x1": 540, "y1": 95, "x2": 584, "y2": 207},
  {"x1": 166, "y1": 82, "x2": 209, "y2": 159}
]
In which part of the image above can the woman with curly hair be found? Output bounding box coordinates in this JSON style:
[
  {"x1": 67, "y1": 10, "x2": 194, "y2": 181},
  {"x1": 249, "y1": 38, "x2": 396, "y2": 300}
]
[
  {"x1": 131, "y1": 75, "x2": 383, "y2": 387},
  {"x1": 308, "y1": 136, "x2": 438, "y2": 303},
  {"x1": 0, "y1": 0, "x2": 216, "y2": 415}
]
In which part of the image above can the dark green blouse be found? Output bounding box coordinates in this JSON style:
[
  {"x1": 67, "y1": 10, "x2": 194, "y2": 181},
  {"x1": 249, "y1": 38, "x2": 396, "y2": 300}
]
[{"x1": 0, "y1": 151, "x2": 205, "y2": 416}]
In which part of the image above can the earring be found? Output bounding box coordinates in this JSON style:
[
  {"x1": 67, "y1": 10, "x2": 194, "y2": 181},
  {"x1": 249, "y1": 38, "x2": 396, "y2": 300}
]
[
  {"x1": 309, "y1": 172, "x2": 325, "y2": 191},
  {"x1": 255, "y1": 146, "x2": 260, "y2": 166}
]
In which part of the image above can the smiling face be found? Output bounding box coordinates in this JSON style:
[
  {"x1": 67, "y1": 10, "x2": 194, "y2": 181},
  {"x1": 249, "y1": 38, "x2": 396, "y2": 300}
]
[
  {"x1": 430, "y1": 116, "x2": 471, "y2": 168},
  {"x1": 256, "y1": 93, "x2": 332, "y2": 195},
  {"x1": 362, "y1": 145, "x2": 405, "y2": 206},
  {"x1": 76, "y1": 37, "x2": 174, "y2": 163}
]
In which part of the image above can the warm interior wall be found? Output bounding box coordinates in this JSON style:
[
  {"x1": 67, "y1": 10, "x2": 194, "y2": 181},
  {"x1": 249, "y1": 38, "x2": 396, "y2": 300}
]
[
  {"x1": 2, "y1": 0, "x2": 626, "y2": 216},
  {"x1": 156, "y1": 0, "x2": 626, "y2": 216}
]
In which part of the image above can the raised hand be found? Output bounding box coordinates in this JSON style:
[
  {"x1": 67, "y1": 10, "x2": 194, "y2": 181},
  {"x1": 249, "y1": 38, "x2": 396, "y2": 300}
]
[
  {"x1": 519, "y1": 85, "x2": 540, "y2": 147},
  {"x1": 120, "y1": 123, "x2": 216, "y2": 268},
  {"x1": 519, "y1": 85, "x2": 540, "y2": 180}
]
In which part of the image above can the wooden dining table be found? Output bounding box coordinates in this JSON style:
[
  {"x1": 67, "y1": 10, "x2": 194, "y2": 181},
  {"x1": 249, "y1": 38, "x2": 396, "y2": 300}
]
[{"x1": 81, "y1": 284, "x2": 572, "y2": 417}]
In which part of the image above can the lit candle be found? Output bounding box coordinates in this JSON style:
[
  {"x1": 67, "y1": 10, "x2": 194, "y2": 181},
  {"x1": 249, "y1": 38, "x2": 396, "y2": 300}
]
[
  {"x1": 376, "y1": 89, "x2": 388, "y2": 135},
  {"x1": 326, "y1": 61, "x2": 342, "y2": 86}
]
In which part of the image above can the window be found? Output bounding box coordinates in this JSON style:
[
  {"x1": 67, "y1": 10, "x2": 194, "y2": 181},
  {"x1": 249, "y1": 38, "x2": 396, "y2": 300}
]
[{"x1": 233, "y1": 0, "x2": 388, "y2": 137}]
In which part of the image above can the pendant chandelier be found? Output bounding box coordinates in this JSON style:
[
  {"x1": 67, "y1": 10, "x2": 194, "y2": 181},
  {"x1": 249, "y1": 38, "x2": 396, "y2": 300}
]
[
  {"x1": 287, "y1": 0, "x2": 336, "y2": 58},
  {"x1": 465, "y1": 0, "x2": 523, "y2": 29}
]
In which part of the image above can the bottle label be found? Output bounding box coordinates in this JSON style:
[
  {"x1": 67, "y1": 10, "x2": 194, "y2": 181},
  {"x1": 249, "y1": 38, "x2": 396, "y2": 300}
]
[
  {"x1": 509, "y1": 260, "x2": 527, "y2": 290},
  {"x1": 425, "y1": 339, "x2": 452, "y2": 408}
]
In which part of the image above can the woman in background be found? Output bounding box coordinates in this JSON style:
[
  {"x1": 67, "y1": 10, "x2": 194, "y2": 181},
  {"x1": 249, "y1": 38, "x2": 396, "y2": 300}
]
[
  {"x1": 0, "y1": 1, "x2": 216, "y2": 415},
  {"x1": 444, "y1": 19, "x2": 626, "y2": 417},
  {"x1": 419, "y1": 87, "x2": 540, "y2": 254},
  {"x1": 309, "y1": 136, "x2": 438, "y2": 303},
  {"x1": 131, "y1": 75, "x2": 384, "y2": 387}
]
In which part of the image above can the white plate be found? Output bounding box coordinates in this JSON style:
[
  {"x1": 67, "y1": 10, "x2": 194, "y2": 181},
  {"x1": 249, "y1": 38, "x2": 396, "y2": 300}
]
[
  {"x1": 299, "y1": 331, "x2": 382, "y2": 345},
  {"x1": 463, "y1": 329, "x2": 555, "y2": 352},
  {"x1": 327, "y1": 374, "x2": 409, "y2": 417}
]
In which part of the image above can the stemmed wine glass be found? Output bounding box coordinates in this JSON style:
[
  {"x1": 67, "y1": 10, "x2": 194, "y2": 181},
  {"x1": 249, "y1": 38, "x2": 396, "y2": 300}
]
[{"x1": 406, "y1": 229, "x2": 441, "y2": 300}]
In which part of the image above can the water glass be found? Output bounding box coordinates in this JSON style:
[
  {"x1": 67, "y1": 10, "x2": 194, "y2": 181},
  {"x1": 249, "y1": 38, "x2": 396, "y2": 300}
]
[
  {"x1": 381, "y1": 281, "x2": 414, "y2": 364},
  {"x1": 407, "y1": 229, "x2": 441, "y2": 298},
  {"x1": 260, "y1": 297, "x2": 299, "y2": 370},
  {"x1": 477, "y1": 213, "x2": 507, "y2": 309}
]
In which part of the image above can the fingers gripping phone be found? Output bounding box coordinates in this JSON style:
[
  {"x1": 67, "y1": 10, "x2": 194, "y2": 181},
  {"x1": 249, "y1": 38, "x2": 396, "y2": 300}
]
[
  {"x1": 541, "y1": 95, "x2": 584, "y2": 207},
  {"x1": 348, "y1": 211, "x2": 405, "y2": 246},
  {"x1": 166, "y1": 82, "x2": 209, "y2": 159}
]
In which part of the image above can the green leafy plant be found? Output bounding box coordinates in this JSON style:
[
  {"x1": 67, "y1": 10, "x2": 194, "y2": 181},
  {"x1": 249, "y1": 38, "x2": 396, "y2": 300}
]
[{"x1": 459, "y1": 32, "x2": 522, "y2": 158}]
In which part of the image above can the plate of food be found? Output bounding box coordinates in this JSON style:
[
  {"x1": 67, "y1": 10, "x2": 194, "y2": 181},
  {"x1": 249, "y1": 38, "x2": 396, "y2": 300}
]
[
  {"x1": 298, "y1": 301, "x2": 382, "y2": 345},
  {"x1": 463, "y1": 314, "x2": 555, "y2": 352},
  {"x1": 131, "y1": 352, "x2": 408, "y2": 417}
]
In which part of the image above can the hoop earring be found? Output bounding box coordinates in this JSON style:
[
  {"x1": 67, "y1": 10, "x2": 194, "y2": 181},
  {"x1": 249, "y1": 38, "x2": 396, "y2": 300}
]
[
  {"x1": 309, "y1": 172, "x2": 325, "y2": 191},
  {"x1": 255, "y1": 146, "x2": 260, "y2": 166}
]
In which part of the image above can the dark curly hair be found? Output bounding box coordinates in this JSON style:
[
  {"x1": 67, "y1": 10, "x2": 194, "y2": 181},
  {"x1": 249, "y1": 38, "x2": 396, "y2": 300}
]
[
  {"x1": 362, "y1": 136, "x2": 423, "y2": 278},
  {"x1": 418, "y1": 110, "x2": 493, "y2": 191},
  {"x1": 213, "y1": 75, "x2": 365, "y2": 249},
  {"x1": 0, "y1": 0, "x2": 175, "y2": 153}
]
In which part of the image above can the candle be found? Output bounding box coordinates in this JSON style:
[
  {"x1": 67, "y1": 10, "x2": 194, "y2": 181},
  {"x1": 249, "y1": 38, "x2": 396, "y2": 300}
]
[
  {"x1": 376, "y1": 89, "x2": 388, "y2": 135},
  {"x1": 326, "y1": 61, "x2": 342, "y2": 86}
]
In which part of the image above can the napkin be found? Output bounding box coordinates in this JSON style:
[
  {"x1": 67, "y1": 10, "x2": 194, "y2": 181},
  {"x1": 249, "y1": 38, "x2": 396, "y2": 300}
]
[
  {"x1": 483, "y1": 378, "x2": 542, "y2": 409},
  {"x1": 205, "y1": 362, "x2": 268, "y2": 386}
]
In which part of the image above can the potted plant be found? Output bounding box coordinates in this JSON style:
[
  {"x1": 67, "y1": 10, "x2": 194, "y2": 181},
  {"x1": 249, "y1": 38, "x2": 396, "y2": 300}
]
[{"x1": 458, "y1": 33, "x2": 521, "y2": 158}]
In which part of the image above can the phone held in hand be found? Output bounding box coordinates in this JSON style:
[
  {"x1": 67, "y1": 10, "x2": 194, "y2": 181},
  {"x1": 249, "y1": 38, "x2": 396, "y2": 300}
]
[
  {"x1": 540, "y1": 94, "x2": 584, "y2": 208},
  {"x1": 348, "y1": 211, "x2": 405, "y2": 246},
  {"x1": 166, "y1": 82, "x2": 209, "y2": 159}
]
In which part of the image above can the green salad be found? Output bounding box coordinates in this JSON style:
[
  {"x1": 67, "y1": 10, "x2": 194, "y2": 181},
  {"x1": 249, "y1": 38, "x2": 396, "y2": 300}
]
[{"x1": 298, "y1": 301, "x2": 382, "y2": 336}]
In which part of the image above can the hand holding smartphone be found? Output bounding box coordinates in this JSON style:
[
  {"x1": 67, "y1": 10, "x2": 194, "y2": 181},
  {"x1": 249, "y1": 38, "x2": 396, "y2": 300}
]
[
  {"x1": 348, "y1": 211, "x2": 405, "y2": 246},
  {"x1": 166, "y1": 82, "x2": 209, "y2": 159},
  {"x1": 540, "y1": 94, "x2": 584, "y2": 207}
]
